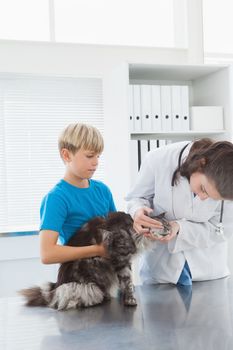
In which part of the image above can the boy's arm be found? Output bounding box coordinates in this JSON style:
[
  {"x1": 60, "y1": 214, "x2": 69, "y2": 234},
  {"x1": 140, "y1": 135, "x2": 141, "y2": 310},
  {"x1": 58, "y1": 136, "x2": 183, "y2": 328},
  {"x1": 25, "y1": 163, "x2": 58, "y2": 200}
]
[{"x1": 40, "y1": 230, "x2": 107, "y2": 264}]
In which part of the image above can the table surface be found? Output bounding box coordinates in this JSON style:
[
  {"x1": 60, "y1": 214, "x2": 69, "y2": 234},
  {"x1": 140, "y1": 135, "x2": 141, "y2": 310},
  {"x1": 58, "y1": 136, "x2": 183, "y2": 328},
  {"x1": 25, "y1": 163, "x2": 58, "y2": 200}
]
[{"x1": 1, "y1": 278, "x2": 233, "y2": 350}]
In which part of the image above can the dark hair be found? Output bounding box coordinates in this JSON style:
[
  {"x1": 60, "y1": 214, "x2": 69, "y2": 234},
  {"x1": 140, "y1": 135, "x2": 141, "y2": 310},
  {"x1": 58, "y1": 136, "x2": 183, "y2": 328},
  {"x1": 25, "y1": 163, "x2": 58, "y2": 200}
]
[{"x1": 178, "y1": 138, "x2": 233, "y2": 200}]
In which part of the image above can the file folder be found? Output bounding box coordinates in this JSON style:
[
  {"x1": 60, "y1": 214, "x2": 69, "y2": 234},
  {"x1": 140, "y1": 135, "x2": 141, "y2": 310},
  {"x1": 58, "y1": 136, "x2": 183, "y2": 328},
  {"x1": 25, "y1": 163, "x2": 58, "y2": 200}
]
[
  {"x1": 151, "y1": 85, "x2": 162, "y2": 132},
  {"x1": 159, "y1": 139, "x2": 167, "y2": 147},
  {"x1": 181, "y1": 86, "x2": 190, "y2": 131},
  {"x1": 171, "y1": 85, "x2": 182, "y2": 131},
  {"x1": 161, "y1": 86, "x2": 172, "y2": 132},
  {"x1": 129, "y1": 85, "x2": 134, "y2": 132},
  {"x1": 141, "y1": 85, "x2": 152, "y2": 132},
  {"x1": 150, "y1": 139, "x2": 160, "y2": 150},
  {"x1": 140, "y1": 139, "x2": 149, "y2": 163},
  {"x1": 133, "y1": 85, "x2": 142, "y2": 132}
]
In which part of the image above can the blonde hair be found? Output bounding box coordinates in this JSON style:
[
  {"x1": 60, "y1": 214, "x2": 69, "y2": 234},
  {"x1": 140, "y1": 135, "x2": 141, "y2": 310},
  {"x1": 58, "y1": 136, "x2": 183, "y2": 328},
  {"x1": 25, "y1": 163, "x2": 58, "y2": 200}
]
[{"x1": 58, "y1": 123, "x2": 104, "y2": 155}]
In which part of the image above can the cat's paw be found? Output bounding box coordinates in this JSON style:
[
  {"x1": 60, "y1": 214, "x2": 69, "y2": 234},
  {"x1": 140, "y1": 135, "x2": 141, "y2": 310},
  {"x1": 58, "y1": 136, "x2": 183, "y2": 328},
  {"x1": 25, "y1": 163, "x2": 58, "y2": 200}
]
[{"x1": 124, "y1": 295, "x2": 137, "y2": 306}]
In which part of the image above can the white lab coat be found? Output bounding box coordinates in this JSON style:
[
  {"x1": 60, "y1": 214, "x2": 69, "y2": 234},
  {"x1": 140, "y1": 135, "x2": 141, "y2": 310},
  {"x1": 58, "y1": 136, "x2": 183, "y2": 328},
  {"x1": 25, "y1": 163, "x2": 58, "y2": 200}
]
[{"x1": 126, "y1": 141, "x2": 233, "y2": 284}]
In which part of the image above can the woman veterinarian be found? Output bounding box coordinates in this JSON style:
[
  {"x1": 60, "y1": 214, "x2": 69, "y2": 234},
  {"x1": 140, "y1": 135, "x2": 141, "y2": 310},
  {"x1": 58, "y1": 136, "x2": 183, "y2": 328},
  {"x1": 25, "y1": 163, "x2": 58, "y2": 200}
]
[{"x1": 126, "y1": 138, "x2": 233, "y2": 286}]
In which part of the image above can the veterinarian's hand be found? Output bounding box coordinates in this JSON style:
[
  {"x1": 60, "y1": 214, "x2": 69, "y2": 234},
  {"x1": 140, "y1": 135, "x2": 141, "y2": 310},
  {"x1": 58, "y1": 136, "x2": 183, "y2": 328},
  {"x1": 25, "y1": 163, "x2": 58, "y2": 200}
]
[
  {"x1": 133, "y1": 207, "x2": 164, "y2": 235},
  {"x1": 158, "y1": 221, "x2": 180, "y2": 242}
]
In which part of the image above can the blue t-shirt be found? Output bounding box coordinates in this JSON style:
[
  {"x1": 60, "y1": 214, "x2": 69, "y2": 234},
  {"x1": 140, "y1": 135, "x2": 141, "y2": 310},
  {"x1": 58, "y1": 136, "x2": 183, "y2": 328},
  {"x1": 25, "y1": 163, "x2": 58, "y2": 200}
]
[{"x1": 40, "y1": 179, "x2": 116, "y2": 244}]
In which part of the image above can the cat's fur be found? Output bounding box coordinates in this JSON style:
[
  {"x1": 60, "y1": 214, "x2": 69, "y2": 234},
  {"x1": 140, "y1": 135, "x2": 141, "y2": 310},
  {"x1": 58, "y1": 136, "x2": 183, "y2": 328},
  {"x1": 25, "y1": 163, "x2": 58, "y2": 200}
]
[
  {"x1": 149, "y1": 214, "x2": 171, "y2": 238},
  {"x1": 20, "y1": 211, "x2": 170, "y2": 310}
]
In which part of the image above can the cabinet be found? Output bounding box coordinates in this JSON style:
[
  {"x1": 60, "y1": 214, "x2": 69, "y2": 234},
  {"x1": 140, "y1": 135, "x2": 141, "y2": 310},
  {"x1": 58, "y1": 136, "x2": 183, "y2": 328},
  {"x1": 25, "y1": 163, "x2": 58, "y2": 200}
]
[
  {"x1": 126, "y1": 63, "x2": 233, "y2": 175},
  {"x1": 129, "y1": 63, "x2": 232, "y2": 141},
  {"x1": 103, "y1": 62, "x2": 233, "y2": 206}
]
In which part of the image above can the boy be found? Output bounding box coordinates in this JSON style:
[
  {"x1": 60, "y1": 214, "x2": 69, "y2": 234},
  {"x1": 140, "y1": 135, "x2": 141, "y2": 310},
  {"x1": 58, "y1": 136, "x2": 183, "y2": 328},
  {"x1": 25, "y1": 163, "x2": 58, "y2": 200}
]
[{"x1": 40, "y1": 123, "x2": 116, "y2": 264}]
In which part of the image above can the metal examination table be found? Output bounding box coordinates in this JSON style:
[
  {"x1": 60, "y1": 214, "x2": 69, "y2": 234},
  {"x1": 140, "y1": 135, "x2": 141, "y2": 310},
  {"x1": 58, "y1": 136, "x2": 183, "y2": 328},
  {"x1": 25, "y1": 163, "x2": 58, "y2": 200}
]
[{"x1": 1, "y1": 278, "x2": 233, "y2": 350}]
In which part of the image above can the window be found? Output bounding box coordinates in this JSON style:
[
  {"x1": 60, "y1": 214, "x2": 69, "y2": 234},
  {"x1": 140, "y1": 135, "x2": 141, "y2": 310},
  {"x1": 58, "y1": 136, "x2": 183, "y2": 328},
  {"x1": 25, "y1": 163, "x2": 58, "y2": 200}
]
[
  {"x1": 0, "y1": 75, "x2": 104, "y2": 232},
  {"x1": 0, "y1": 0, "x2": 188, "y2": 48},
  {"x1": 54, "y1": 0, "x2": 185, "y2": 48},
  {"x1": 0, "y1": 0, "x2": 50, "y2": 41},
  {"x1": 203, "y1": 0, "x2": 233, "y2": 63}
]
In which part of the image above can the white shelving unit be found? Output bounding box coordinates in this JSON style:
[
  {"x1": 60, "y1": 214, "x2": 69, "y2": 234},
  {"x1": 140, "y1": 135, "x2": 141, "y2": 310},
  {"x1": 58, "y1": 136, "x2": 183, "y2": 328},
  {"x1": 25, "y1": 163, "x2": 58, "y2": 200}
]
[
  {"x1": 124, "y1": 62, "x2": 233, "y2": 184},
  {"x1": 128, "y1": 63, "x2": 233, "y2": 142},
  {"x1": 123, "y1": 63, "x2": 233, "y2": 284},
  {"x1": 103, "y1": 61, "x2": 233, "y2": 194}
]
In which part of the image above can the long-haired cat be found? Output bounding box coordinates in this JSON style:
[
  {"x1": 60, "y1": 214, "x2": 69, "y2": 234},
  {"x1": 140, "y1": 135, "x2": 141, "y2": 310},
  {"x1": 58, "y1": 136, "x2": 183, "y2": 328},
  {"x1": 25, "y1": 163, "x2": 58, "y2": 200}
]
[{"x1": 20, "y1": 211, "x2": 170, "y2": 310}]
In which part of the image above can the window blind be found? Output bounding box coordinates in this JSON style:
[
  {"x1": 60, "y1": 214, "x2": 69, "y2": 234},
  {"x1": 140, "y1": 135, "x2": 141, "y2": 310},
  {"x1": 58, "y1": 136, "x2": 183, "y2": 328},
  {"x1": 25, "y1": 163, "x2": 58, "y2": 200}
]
[{"x1": 0, "y1": 74, "x2": 104, "y2": 233}]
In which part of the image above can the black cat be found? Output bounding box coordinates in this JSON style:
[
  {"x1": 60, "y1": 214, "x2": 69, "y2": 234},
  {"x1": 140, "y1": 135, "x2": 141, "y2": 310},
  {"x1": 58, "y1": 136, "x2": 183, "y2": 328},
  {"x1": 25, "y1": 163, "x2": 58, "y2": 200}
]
[{"x1": 20, "y1": 211, "x2": 170, "y2": 310}]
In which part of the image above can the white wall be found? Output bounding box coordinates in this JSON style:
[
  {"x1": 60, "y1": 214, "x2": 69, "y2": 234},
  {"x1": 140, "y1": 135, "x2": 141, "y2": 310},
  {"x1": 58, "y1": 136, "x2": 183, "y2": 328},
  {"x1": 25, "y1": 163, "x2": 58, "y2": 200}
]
[{"x1": 0, "y1": 40, "x2": 189, "y2": 75}]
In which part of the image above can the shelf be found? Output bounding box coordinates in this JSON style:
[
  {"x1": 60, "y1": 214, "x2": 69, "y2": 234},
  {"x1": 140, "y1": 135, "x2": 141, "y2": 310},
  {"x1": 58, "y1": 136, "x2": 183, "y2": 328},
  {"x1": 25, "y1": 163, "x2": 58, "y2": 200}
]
[
  {"x1": 129, "y1": 63, "x2": 228, "y2": 81},
  {"x1": 130, "y1": 130, "x2": 227, "y2": 141}
]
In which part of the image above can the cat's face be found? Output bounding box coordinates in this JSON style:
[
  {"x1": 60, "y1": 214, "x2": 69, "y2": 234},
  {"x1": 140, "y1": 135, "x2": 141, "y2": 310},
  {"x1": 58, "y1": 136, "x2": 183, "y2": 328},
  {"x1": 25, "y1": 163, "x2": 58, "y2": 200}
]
[{"x1": 149, "y1": 215, "x2": 171, "y2": 238}]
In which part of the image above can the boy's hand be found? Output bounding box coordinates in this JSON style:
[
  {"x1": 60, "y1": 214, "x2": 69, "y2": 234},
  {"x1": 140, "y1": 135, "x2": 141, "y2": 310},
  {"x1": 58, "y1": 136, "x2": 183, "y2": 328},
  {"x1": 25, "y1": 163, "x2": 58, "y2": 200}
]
[{"x1": 96, "y1": 243, "x2": 109, "y2": 258}]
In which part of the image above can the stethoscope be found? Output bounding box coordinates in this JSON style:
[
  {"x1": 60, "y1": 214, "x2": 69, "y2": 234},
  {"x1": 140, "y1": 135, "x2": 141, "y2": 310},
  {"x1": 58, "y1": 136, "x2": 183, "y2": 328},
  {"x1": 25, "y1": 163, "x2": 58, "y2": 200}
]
[{"x1": 171, "y1": 143, "x2": 224, "y2": 236}]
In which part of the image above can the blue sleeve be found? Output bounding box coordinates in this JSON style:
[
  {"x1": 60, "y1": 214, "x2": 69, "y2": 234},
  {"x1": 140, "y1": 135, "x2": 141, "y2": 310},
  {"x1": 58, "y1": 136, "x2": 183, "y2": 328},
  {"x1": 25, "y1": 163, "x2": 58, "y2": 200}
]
[
  {"x1": 109, "y1": 192, "x2": 117, "y2": 212},
  {"x1": 40, "y1": 193, "x2": 68, "y2": 233},
  {"x1": 105, "y1": 185, "x2": 117, "y2": 212}
]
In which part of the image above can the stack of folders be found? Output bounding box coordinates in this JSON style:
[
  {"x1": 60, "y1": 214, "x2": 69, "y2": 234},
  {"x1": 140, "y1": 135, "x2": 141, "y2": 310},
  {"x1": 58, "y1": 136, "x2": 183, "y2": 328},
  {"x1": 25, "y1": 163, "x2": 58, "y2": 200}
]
[
  {"x1": 130, "y1": 139, "x2": 171, "y2": 186},
  {"x1": 129, "y1": 84, "x2": 190, "y2": 133}
]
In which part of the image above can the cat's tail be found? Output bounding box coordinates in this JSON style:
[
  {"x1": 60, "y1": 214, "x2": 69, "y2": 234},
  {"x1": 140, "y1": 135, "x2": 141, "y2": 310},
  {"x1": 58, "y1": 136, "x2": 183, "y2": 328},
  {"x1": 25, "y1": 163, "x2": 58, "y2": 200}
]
[
  {"x1": 19, "y1": 282, "x2": 106, "y2": 310},
  {"x1": 19, "y1": 282, "x2": 56, "y2": 307}
]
